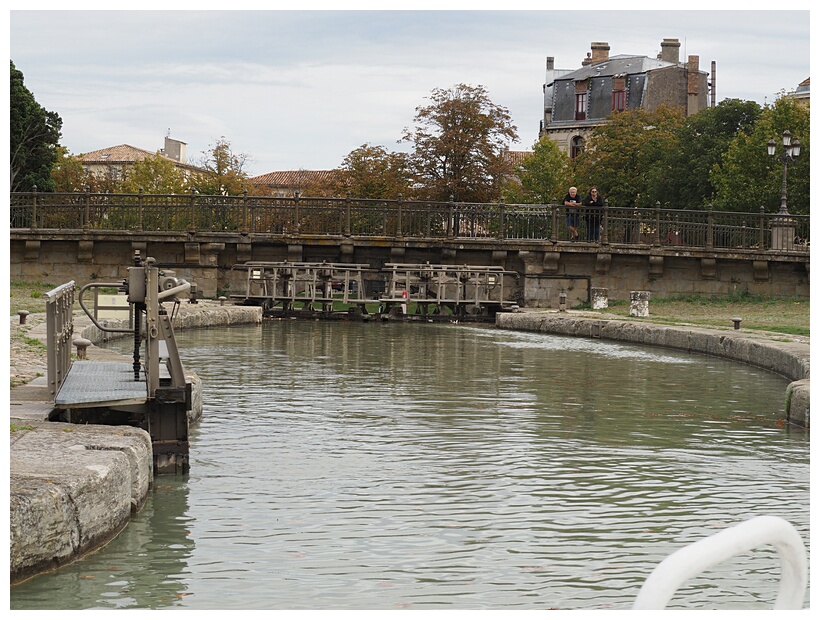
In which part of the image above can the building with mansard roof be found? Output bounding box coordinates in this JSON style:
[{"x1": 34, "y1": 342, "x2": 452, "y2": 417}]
[
  {"x1": 540, "y1": 38, "x2": 712, "y2": 158},
  {"x1": 791, "y1": 77, "x2": 809, "y2": 104}
]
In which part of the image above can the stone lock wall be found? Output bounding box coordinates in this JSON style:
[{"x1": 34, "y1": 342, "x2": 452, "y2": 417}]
[{"x1": 10, "y1": 236, "x2": 810, "y2": 304}]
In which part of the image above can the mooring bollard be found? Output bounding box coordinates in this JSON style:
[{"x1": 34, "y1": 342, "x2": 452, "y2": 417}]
[
  {"x1": 630, "y1": 291, "x2": 650, "y2": 317},
  {"x1": 73, "y1": 337, "x2": 92, "y2": 360},
  {"x1": 591, "y1": 287, "x2": 609, "y2": 310},
  {"x1": 732, "y1": 317, "x2": 742, "y2": 330},
  {"x1": 17, "y1": 310, "x2": 29, "y2": 325},
  {"x1": 219, "y1": 296, "x2": 226, "y2": 306}
]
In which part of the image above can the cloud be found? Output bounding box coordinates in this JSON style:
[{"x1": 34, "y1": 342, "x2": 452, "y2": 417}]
[{"x1": 9, "y1": 9, "x2": 811, "y2": 175}]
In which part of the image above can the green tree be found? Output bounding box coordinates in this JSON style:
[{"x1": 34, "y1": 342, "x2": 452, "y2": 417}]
[
  {"x1": 336, "y1": 143, "x2": 412, "y2": 199},
  {"x1": 401, "y1": 84, "x2": 518, "y2": 203},
  {"x1": 118, "y1": 152, "x2": 190, "y2": 194},
  {"x1": 51, "y1": 146, "x2": 91, "y2": 192},
  {"x1": 10, "y1": 61, "x2": 62, "y2": 192},
  {"x1": 194, "y1": 137, "x2": 251, "y2": 195},
  {"x1": 573, "y1": 105, "x2": 685, "y2": 208},
  {"x1": 504, "y1": 135, "x2": 570, "y2": 204},
  {"x1": 663, "y1": 99, "x2": 762, "y2": 209},
  {"x1": 711, "y1": 95, "x2": 809, "y2": 214}
]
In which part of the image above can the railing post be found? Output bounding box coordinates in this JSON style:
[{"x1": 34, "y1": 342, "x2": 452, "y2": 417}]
[
  {"x1": 344, "y1": 192, "x2": 352, "y2": 236},
  {"x1": 600, "y1": 199, "x2": 609, "y2": 244},
  {"x1": 242, "y1": 189, "x2": 249, "y2": 235},
  {"x1": 294, "y1": 191, "x2": 301, "y2": 233},
  {"x1": 138, "y1": 187, "x2": 144, "y2": 231},
  {"x1": 447, "y1": 195, "x2": 455, "y2": 238},
  {"x1": 30, "y1": 185, "x2": 38, "y2": 230},
  {"x1": 189, "y1": 189, "x2": 196, "y2": 233},
  {"x1": 653, "y1": 201, "x2": 661, "y2": 246},
  {"x1": 550, "y1": 200, "x2": 558, "y2": 242},
  {"x1": 497, "y1": 197, "x2": 505, "y2": 240},
  {"x1": 706, "y1": 204, "x2": 714, "y2": 249},
  {"x1": 759, "y1": 206, "x2": 766, "y2": 249},
  {"x1": 396, "y1": 193, "x2": 403, "y2": 238},
  {"x1": 83, "y1": 185, "x2": 90, "y2": 230}
]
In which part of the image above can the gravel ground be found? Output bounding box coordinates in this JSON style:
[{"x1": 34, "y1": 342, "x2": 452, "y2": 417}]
[{"x1": 9, "y1": 314, "x2": 50, "y2": 388}]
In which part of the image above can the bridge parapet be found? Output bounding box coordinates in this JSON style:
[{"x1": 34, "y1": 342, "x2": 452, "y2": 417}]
[{"x1": 10, "y1": 191, "x2": 810, "y2": 253}]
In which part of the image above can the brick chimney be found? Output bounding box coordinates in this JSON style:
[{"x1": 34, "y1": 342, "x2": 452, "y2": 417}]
[
  {"x1": 660, "y1": 38, "x2": 681, "y2": 64},
  {"x1": 687, "y1": 55, "x2": 700, "y2": 115},
  {"x1": 590, "y1": 42, "x2": 610, "y2": 65}
]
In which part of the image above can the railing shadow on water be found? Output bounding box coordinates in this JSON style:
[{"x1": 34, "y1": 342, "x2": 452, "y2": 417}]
[{"x1": 10, "y1": 191, "x2": 810, "y2": 252}]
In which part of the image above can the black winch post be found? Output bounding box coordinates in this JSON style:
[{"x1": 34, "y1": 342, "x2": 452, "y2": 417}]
[{"x1": 128, "y1": 251, "x2": 146, "y2": 381}]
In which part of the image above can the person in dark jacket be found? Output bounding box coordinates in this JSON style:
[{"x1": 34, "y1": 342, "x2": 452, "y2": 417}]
[{"x1": 583, "y1": 187, "x2": 603, "y2": 241}]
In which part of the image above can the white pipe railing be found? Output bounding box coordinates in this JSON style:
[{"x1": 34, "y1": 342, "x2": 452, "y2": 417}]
[{"x1": 633, "y1": 515, "x2": 807, "y2": 609}]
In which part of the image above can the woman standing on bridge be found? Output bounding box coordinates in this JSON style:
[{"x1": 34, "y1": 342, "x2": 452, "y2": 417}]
[{"x1": 583, "y1": 187, "x2": 603, "y2": 242}]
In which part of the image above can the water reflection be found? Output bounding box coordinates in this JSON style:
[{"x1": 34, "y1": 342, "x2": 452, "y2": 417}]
[
  {"x1": 11, "y1": 320, "x2": 809, "y2": 610},
  {"x1": 11, "y1": 477, "x2": 195, "y2": 609}
]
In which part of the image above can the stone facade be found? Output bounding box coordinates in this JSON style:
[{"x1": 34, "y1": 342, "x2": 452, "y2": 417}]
[
  {"x1": 10, "y1": 234, "x2": 809, "y2": 305},
  {"x1": 541, "y1": 38, "x2": 710, "y2": 156}
]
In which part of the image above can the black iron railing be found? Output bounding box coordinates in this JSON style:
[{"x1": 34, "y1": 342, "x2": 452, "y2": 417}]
[{"x1": 10, "y1": 191, "x2": 809, "y2": 252}]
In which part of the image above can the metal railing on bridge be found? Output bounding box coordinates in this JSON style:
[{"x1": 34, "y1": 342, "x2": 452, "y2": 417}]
[
  {"x1": 45, "y1": 281, "x2": 75, "y2": 398},
  {"x1": 10, "y1": 191, "x2": 809, "y2": 252}
]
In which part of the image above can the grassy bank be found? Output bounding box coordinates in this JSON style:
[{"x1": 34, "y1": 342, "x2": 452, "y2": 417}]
[{"x1": 576, "y1": 293, "x2": 809, "y2": 337}]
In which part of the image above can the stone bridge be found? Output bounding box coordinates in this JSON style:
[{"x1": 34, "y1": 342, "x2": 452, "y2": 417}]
[{"x1": 10, "y1": 192, "x2": 810, "y2": 305}]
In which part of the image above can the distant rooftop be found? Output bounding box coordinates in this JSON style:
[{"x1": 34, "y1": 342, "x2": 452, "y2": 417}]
[{"x1": 248, "y1": 170, "x2": 338, "y2": 187}]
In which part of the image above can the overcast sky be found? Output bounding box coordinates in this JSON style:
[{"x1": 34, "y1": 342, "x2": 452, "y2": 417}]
[{"x1": 8, "y1": 4, "x2": 813, "y2": 177}]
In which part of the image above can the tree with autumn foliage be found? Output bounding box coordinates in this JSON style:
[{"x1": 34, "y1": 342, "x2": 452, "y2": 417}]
[
  {"x1": 336, "y1": 143, "x2": 413, "y2": 199},
  {"x1": 51, "y1": 147, "x2": 125, "y2": 193},
  {"x1": 572, "y1": 105, "x2": 685, "y2": 208},
  {"x1": 194, "y1": 137, "x2": 251, "y2": 195},
  {"x1": 401, "y1": 84, "x2": 518, "y2": 203},
  {"x1": 503, "y1": 135, "x2": 570, "y2": 204},
  {"x1": 51, "y1": 147, "x2": 90, "y2": 192},
  {"x1": 117, "y1": 152, "x2": 190, "y2": 194}
]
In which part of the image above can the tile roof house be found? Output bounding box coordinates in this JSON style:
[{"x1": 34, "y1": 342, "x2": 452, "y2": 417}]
[
  {"x1": 541, "y1": 38, "x2": 712, "y2": 158},
  {"x1": 250, "y1": 153, "x2": 531, "y2": 198},
  {"x1": 248, "y1": 170, "x2": 340, "y2": 197},
  {"x1": 79, "y1": 137, "x2": 205, "y2": 181},
  {"x1": 503, "y1": 150, "x2": 531, "y2": 168}
]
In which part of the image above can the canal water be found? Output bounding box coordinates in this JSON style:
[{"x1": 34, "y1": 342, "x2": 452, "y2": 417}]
[{"x1": 11, "y1": 320, "x2": 810, "y2": 610}]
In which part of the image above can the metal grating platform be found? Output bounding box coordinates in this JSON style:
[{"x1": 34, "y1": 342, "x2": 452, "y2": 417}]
[{"x1": 55, "y1": 361, "x2": 147, "y2": 408}]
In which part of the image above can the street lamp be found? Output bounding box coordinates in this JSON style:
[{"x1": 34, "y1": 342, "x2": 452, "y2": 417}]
[{"x1": 767, "y1": 130, "x2": 801, "y2": 215}]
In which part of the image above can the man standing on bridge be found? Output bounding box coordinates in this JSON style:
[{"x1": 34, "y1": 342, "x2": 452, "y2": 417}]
[{"x1": 563, "y1": 186, "x2": 582, "y2": 241}]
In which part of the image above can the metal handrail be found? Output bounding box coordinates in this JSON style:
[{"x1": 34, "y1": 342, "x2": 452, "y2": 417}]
[
  {"x1": 633, "y1": 515, "x2": 808, "y2": 609},
  {"x1": 77, "y1": 283, "x2": 134, "y2": 334},
  {"x1": 44, "y1": 281, "x2": 75, "y2": 397},
  {"x1": 10, "y1": 191, "x2": 809, "y2": 251}
]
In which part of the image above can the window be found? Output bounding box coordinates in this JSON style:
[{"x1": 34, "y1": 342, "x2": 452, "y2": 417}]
[
  {"x1": 575, "y1": 92, "x2": 587, "y2": 120},
  {"x1": 570, "y1": 136, "x2": 585, "y2": 159},
  {"x1": 612, "y1": 90, "x2": 626, "y2": 111}
]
